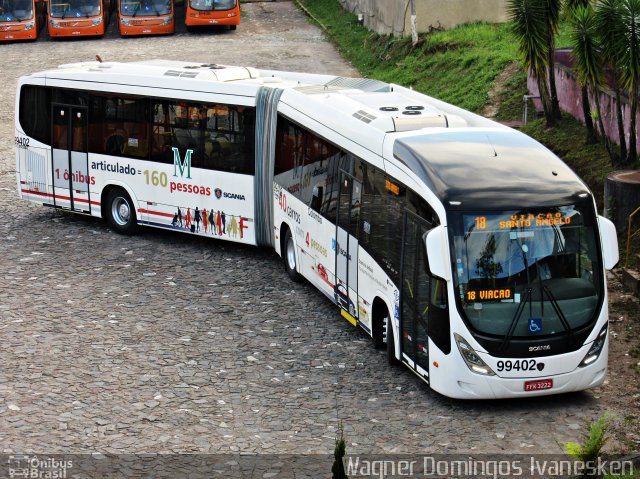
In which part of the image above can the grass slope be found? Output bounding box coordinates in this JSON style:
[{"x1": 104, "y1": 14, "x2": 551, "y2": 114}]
[{"x1": 296, "y1": 0, "x2": 615, "y2": 210}]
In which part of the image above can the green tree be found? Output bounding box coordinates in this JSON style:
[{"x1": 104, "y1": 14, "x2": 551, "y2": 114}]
[
  {"x1": 569, "y1": 5, "x2": 606, "y2": 146},
  {"x1": 596, "y1": 0, "x2": 628, "y2": 163},
  {"x1": 616, "y1": 0, "x2": 640, "y2": 164},
  {"x1": 509, "y1": 0, "x2": 558, "y2": 127},
  {"x1": 544, "y1": 0, "x2": 563, "y2": 121},
  {"x1": 565, "y1": 0, "x2": 598, "y2": 145}
]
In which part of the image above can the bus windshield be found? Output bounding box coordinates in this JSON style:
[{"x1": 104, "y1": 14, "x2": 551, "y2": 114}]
[
  {"x1": 450, "y1": 203, "x2": 602, "y2": 338},
  {"x1": 49, "y1": 0, "x2": 100, "y2": 18},
  {"x1": 0, "y1": 0, "x2": 34, "y2": 21},
  {"x1": 189, "y1": 0, "x2": 235, "y2": 11},
  {"x1": 120, "y1": 0, "x2": 171, "y2": 16}
]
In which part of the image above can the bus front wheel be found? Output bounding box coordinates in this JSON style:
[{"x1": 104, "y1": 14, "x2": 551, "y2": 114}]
[
  {"x1": 283, "y1": 228, "x2": 302, "y2": 282},
  {"x1": 106, "y1": 187, "x2": 138, "y2": 235}
]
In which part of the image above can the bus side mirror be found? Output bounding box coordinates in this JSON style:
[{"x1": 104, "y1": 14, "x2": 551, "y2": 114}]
[
  {"x1": 597, "y1": 215, "x2": 619, "y2": 270},
  {"x1": 425, "y1": 225, "x2": 451, "y2": 281}
]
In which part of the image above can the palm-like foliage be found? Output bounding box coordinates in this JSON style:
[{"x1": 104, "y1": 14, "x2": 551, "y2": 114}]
[
  {"x1": 570, "y1": 5, "x2": 605, "y2": 145},
  {"x1": 571, "y1": 6, "x2": 603, "y2": 92},
  {"x1": 567, "y1": 3, "x2": 598, "y2": 144},
  {"x1": 544, "y1": 0, "x2": 563, "y2": 120},
  {"x1": 617, "y1": 0, "x2": 640, "y2": 163},
  {"x1": 596, "y1": 0, "x2": 628, "y2": 162},
  {"x1": 565, "y1": 0, "x2": 592, "y2": 11},
  {"x1": 509, "y1": 0, "x2": 556, "y2": 126}
]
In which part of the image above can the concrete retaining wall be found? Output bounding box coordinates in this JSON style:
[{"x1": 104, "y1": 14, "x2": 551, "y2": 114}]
[
  {"x1": 337, "y1": 0, "x2": 509, "y2": 36},
  {"x1": 527, "y1": 50, "x2": 640, "y2": 152}
]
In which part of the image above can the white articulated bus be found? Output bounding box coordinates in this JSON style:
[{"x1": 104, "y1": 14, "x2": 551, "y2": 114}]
[{"x1": 15, "y1": 60, "x2": 619, "y2": 399}]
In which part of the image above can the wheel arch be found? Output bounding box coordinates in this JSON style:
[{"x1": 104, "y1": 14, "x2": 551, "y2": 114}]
[
  {"x1": 371, "y1": 296, "x2": 389, "y2": 341},
  {"x1": 100, "y1": 182, "x2": 140, "y2": 221},
  {"x1": 277, "y1": 221, "x2": 295, "y2": 258}
]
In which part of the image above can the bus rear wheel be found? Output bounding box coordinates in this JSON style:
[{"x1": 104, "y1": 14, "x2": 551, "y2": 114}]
[
  {"x1": 106, "y1": 187, "x2": 138, "y2": 235},
  {"x1": 283, "y1": 228, "x2": 302, "y2": 282}
]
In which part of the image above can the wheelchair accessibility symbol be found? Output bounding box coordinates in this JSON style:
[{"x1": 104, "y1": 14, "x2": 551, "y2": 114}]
[{"x1": 528, "y1": 318, "x2": 542, "y2": 334}]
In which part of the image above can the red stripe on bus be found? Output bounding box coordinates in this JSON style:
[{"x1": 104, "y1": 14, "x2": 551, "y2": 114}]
[
  {"x1": 138, "y1": 208, "x2": 175, "y2": 218},
  {"x1": 21, "y1": 189, "x2": 101, "y2": 206}
]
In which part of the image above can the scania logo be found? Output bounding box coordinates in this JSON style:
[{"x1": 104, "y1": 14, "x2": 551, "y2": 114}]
[
  {"x1": 214, "y1": 188, "x2": 246, "y2": 201},
  {"x1": 528, "y1": 345, "x2": 551, "y2": 352},
  {"x1": 537, "y1": 363, "x2": 545, "y2": 371}
]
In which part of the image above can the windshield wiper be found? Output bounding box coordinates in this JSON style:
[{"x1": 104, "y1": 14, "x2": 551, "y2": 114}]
[
  {"x1": 542, "y1": 285, "x2": 574, "y2": 346},
  {"x1": 499, "y1": 287, "x2": 531, "y2": 353}
]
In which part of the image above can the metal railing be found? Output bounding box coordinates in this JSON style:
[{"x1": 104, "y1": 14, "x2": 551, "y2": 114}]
[
  {"x1": 625, "y1": 206, "x2": 640, "y2": 268},
  {"x1": 522, "y1": 95, "x2": 540, "y2": 125}
]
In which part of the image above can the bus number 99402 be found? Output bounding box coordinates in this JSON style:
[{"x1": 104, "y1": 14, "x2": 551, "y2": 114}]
[
  {"x1": 496, "y1": 359, "x2": 537, "y2": 372},
  {"x1": 15, "y1": 136, "x2": 29, "y2": 149}
]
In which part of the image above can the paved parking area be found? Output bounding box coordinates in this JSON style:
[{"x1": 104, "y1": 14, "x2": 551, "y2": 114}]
[{"x1": 0, "y1": 0, "x2": 618, "y2": 468}]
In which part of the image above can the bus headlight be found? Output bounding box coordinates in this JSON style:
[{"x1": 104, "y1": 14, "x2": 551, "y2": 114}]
[
  {"x1": 91, "y1": 18, "x2": 102, "y2": 26},
  {"x1": 579, "y1": 324, "x2": 607, "y2": 368},
  {"x1": 159, "y1": 15, "x2": 172, "y2": 25},
  {"x1": 24, "y1": 21, "x2": 35, "y2": 30},
  {"x1": 455, "y1": 333, "x2": 496, "y2": 376},
  {"x1": 120, "y1": 18, "x2": 132, "y2": 26}
]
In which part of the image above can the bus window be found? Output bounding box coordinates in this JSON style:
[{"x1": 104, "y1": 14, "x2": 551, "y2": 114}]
[
  {"x1": 151, "y1": 100, "x2": 255, "y2": 174},
  {"x1": 89, "y1": 94, "x2": 149, "y2": 159},
  {"x1": 428, "y1": 276, "x2": 451, "y2": 354},
  {"x1": 359, "y1": 167, "x2": 404, "y2": 282},
  {"x1": 19, "y1": 85, "x2": 50, "y2": 144}
]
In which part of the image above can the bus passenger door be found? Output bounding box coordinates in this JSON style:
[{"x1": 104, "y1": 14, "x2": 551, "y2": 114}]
[
  {"x1": 52, "y1": 105, "x2": 91, "y2": 214},
  {"x1": 335, "y1": 172, "x2": 361, "y2": 321},
  {"x1": 400, "y1": 212, "x2": 432, "y2": 377}
]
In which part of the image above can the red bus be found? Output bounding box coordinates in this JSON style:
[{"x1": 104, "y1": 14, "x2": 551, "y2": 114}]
[
  {"x1": 47, "y1": 0, "x2": 111, "y2": 37},
  {"x1": 0, "y1": 0, "x2": 44, "y2": 41},
  {"x1": 116, "y1": 0, "x2": 173, "y2": 36},
  {"x1": 185, "y1": 0, "x2": 238, "y2": 30}
]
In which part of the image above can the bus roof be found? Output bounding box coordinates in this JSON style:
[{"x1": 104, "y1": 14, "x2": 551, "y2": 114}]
[
  {"x1": 393, "y1": 129, "x2": 590, "y2": 209},
  {"x1": 32, "y1": 59, "x2": 496, "y2": 134},
  {"x1": 25, "y1": 59, "x2": 591, "y2": 207}
]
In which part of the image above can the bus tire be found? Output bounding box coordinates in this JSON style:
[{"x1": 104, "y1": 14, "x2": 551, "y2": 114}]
[
  {"x1": 106, "y1": 187, "x2": 138, "y2": 235},
  {"x1": 387, "y1": 317, "x2": 401, "y2": 366},
  {"x1": 283, "y1": 227, "x2": 302, "y2": 283}
]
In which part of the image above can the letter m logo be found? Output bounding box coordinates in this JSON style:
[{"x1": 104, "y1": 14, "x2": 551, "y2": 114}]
[{"x1": 172, "y1": 147, "x2": 192, "y2": 179}]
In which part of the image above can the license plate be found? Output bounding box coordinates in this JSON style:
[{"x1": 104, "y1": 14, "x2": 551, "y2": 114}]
[{"x1": 524, "y1": 379, "x2": 553, "y2": 392}]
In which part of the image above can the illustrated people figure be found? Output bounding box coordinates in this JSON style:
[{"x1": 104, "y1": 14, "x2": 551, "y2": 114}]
[
  {"x1": 171, "y1": 213, "x2": 178, "y2": 226},
  {"x1": 194, "y1": 207, "x2": 201, "y2": 232},
  {"x1": 239, "y1": 216, "x2": 248, "y2": 239},
  {"x1": 216, "y1": 210, "x2": 223, "y2": 236},
  {"x1": 177, "y1": 207, "x2": 183, "y2": 227},
  {"x1": 221, "y1": 211, "x2": 226, "y2": 234},
  {"x1": 229, "y1": 215, "x2": 238, "y2": 238},
  {"x1": 209, "y1": 209, "x2": 214, "y2": 235},
  {"x1": 185, "y1": 208, "x2": 192, "y2": 229},
  {"x1": 202, "y1": 208, "x2": 208, "y2": 233}
]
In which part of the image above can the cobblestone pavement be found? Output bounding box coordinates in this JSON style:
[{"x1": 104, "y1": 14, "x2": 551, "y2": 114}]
[{"x1": 0, "y1": 0, "x2": 616, "y2": 463}]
